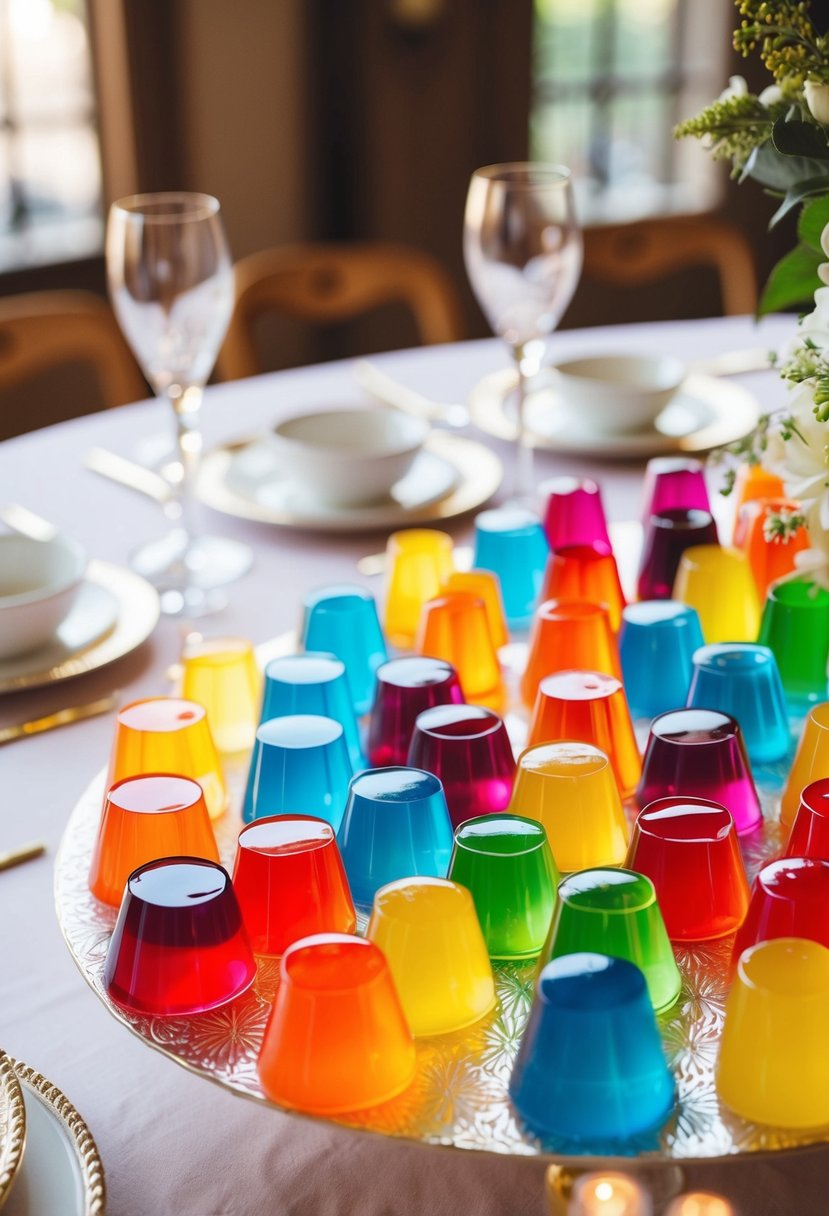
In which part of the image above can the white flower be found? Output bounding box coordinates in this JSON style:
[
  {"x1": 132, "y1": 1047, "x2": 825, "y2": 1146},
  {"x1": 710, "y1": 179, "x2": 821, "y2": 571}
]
[
  {"x1": 805, "y1": 80, "x2": 829, "y2": 126},
  {"x1": 759, "y1": 85, "x2": 783, "y2": 107},
  {"x1": 718, "y1": 75, "x2": 748, "y2": 102}
]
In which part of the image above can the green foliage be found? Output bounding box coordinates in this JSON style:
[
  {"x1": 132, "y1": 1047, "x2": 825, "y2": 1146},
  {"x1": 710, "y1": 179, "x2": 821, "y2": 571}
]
[
  {"x1": 798, "y1": 194, "x2": 829, "y2": 247},
  {"x1": 734, "y1": 1, "x2": 829, "y2": 87},
  {"x1": 757, "y1": 242, "x2": 824, "y2": 315}
]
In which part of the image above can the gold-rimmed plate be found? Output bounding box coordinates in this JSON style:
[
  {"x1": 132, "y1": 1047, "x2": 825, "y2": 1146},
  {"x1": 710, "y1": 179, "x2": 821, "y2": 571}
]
[
  {"x1": 196, "y1": 430, "x2": 503, "y2": 532},
  {"x1": 0, "y1": 1054, "x2": 25, "y2": 1211},
  {"x1": 0, "y1": 562, "x2": 160, "y2": 696},
  {"x1": 4, "y1": 1059, "x2": 105, "y2": 1215},
  {"x1": 469, "y1": 368, "x2": 760, "y2": 460}
]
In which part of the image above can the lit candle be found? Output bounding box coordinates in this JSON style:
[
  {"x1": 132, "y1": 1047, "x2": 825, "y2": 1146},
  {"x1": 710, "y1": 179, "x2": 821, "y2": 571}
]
[
  {"x1": 569, "y1": 1173, "x2": 652, "y2": 1216},
  {"x1": 665, "y1": 1195, "x2": 735, "y2": 1216}
]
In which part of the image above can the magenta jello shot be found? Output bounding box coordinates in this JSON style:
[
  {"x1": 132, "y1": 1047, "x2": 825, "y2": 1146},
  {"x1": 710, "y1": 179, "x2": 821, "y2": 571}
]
[
  {"x1": 539, "y1": 476, "x2": 612, "y2": 553},
  {"x1": 786, "y1": 779, "x2": 829, "y2": 861},
  {"x1": 732, "y1": 857, "x2": 829, "y2": 961},
  {"x1": 637, "y1": 508, "x2": 719, "y2": 601},
  {"x1": 408, "y1": 704, "x2": 515, "y2": 829},
  {"x1": 636, "y1": 709, "x2": 762, "y2": 836},
  {"x1": 368, "y1": 656, "x2": 464, "y2": 767},
  {"x1": 104, "y1": 857, "x2": 256, "y2": 1016},
  {"x1": 625, "y1": 797, "x2": 750, "y2": 941},
  {"x1": 641, "y1": 456, "x2": 711, "y2": 524}
]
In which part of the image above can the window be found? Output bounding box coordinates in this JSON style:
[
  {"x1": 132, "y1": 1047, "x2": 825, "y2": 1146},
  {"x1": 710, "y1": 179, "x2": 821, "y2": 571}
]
[
  {"x1": 0, "y1": 0, "x2": 103, "y2": 271},
  {"x1": 532, "y1": 0, "x2": 731, "y2": 223}
]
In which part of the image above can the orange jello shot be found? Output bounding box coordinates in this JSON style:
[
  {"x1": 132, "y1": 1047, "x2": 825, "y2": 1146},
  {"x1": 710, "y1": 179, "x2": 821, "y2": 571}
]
[
  {"x1": 89, "y1": 774, "x2": 219, "y2": 908},
  {"x1": 441, "y1": 570, "x2": 508, "y2": 649},
  {"x1": 509, "y1": 741, "x2": 629, "y2": 871},
  {"x1": 416, "y1": 592, "x2": 501, "y2": 700},
  {"x1": 367, "y1": 877, "x2": 496, "y2": 1036},
  {"x1": 257, "y1": 933, "x2": 416, "y2": 1114},
  {"x1": 180, "y1": 636, "x2": 261, "y2": 753},
  {"x1": 528, "y1": 670, "x2": 641, "y2": 798},
  {"x1": 106, "y1": 697, "x2": 227, "y2": 819},
  {"x1": 520, "y1": 599, "x2": 620, "y2": 709},
  {"x1": 540, "y1": 545, "x2": 626, "y2": 631},
  {"x1": 733, "y1": 498, "x2": 809, "y2": 596}
]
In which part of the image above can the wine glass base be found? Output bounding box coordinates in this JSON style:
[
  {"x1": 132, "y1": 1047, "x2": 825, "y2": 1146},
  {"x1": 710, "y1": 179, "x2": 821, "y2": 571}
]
[{"x1": 130, "y1": 532, "x2": 254, "y2": 618}]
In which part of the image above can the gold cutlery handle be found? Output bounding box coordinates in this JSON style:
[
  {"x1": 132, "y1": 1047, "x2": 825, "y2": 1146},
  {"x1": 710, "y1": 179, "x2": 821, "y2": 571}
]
[
  {"x1": 0, "y1": 694, "x2": 118, "y2": 746},
  {"x1": 0, "y1": 842, "x2": 46, "y2": 872}
]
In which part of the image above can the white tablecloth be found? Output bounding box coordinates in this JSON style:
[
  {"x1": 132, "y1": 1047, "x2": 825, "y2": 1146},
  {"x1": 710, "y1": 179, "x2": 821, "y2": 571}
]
[{"x1": 2, "y1": 315, "x2": 821, "y2": 1216}]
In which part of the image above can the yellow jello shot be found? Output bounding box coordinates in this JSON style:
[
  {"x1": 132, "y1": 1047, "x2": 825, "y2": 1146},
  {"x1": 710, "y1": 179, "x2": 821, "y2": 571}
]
[
  {"x1": 673, "y1": 546, "x2": 760, "y2": 644},
  {"x1": 181, "y1": 636, "x2": 261, "y2": 753},
  {"x1": 366, "y1": 876, "x2": 496, "y2": 1036},
  {"x1": 384, "y1": 529, "x2": 454, "y2": 648},
  {"x1": 509, "y1": 741, "x2": 629, "y2": 872},
  {"x1": 717, "y1": 937, "x2": 829, "y2": 1128},
  {"x1": 781, "y1": 703, "x2": 829, "y2": 828}
]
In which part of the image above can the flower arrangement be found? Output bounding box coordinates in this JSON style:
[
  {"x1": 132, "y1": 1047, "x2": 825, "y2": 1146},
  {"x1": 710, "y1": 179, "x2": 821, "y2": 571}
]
[{"x1": 678, "y1": 1, "x2": 829, "y2": 576}]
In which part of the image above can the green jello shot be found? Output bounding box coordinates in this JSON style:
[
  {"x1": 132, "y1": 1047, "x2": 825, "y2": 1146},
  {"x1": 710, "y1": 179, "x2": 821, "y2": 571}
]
[
  {"x1": 537, "y1": 867, "x2": 681, "y2": 1012},
  {"x1": 758, "y1": 578, "x2": 829, "y2": 705},
  {"x1": 448, "y1": 814, "x2": 559, "y2": 960}
]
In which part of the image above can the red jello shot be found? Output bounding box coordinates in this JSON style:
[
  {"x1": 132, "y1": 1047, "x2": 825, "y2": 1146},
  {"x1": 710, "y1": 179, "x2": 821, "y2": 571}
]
[
  {"x1": 539, "y1": 476, "x2": 612, "y2": 554},
  {"x1": 104, "y1": 857, "x2": 256, "y2": 1016},
  {"x1": 732, "y1": 857, "x2": 829, "y2": 961},
  {"x1": 232, "y1": 815, "x2": 356, "y2": 955},
  {"x1": 407, "y1": 704, "x2": 515, "y2": 829},
  {"x1": 367, "y1": 656, "x2": 464, "y2": 768},
  {"x1": 786, "y1": 779, "x2": 829, "y2": 861},
  {"x1": 625, "y1": 797, "x2": 750, "y2": 941},
  {"x1": 636, "y1": 709, "x2": 762, "y2": 836},
  {"x1": 540, "y1": 545, "x2": 626, "y2": 631},
  {"x1": 528, "y1": 670, "x2": 641, "y2": 799},
  {"x1": 637, "y1": 508, "x2": 719, "y2": 601}
]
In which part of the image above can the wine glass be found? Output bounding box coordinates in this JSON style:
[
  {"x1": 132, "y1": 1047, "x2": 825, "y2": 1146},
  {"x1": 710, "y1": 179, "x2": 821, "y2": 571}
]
[
  {"x1": 463, "y1": 163, "x2": 582, "y2": 504},
  {"x1": 106, "y1": 191, "x2": 252, "y2": 616}
]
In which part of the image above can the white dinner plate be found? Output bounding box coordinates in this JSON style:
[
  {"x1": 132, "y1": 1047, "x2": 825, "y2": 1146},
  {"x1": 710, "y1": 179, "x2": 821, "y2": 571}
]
[
  {"x1": 197, "y1": 430, "x2": 503, "y2": 532},
  {"x1": 4, "y1": 1060, "x2": 105, "y2": 1215},
  {"x1": 0, "y1": 561, "x2": 160, "y2": 695},
  {"x1": 469, "y1": 368, "x2": 760, "y2": 459}
]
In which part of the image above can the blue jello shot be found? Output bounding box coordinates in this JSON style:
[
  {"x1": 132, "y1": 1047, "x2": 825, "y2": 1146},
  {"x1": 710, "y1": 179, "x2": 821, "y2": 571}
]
[
  {"x1": 619, "y1": 600, "x2": 704, "y2": 720},
  {"x1": 301, "y1": 584, "x2": 388, "y2": 715},
  {"x1": 508, "y1": 952, "x2": 674, "y2": 1143},
  {"x1": 260, "y1": 653, "x2": 364, "y2": 770},
  {"x1": 472, "y1": 507, "x2": 548, "y2": 631},
  {"x1": 686, "y1": 643, "x2": 790, "y2": 765},
  {"x1": 243, "y1": 715, "x2": 353, "y2": 829},
  {"x1": 337, "y1": 767, "x2": 453, "y2": 908}
]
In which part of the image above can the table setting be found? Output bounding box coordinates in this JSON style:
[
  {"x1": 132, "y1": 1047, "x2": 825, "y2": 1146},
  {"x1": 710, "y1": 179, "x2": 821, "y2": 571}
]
[{"x1": 11, "y1": 6, "x2": 829, "y2": 1209}]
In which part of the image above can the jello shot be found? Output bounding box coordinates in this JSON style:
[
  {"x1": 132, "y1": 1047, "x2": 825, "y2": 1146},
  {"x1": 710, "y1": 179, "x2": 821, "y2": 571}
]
[
  {"x1": 686, "y1": 643, "x2": 790, "y2": 766},
  {"x1": 509, "y1": 741, "x2": 629, "y2": 871},
  {"x1": 758, "y1": 579, "x2": 829, "y2": 707},
  {"x1": 540, "y1": 545, "x2": 626, "y2": 632},
  {"x1": 367, "y1": 876, "x2": 496, "y2": 1035},
  {"x1": 301, "y1": 584, "x2": 388, "y2": 715},
  {"x1": 337, "y1": 767, "x2": 453, "y2": 908},
  {"x1": 528, "y1": 670, "x2": 641, "y2": 799},
  {"x1": 104, "y1": 857, "x2": 256, "y2": 1016},
  {"x1": 383, "y1": 528, "x2": 454, "y2": 648},
  {"x1": 625, "y1": 797, "x2": 749, "y2": 942},
  {"x1": 243, "y1": 715, "x2": 352, "y2": 829},
  {"x1": 641, "y1": 455, "x2": 710, "y2": 524},
  {"x1": 619, "y1": 600, "x2": 704, "y2": 720},
  {"x1": 232, "y1": 815, "x2": 356, "y2": 955},
  {"x1": 416, "y1": 592, "x2": 501, "y2": 700},
  {"x1": 89, "y1": 774, "x2": 219, "y2": 908},
  {"x1": 717, "y1": 937, "x2": 829, "y2": 1127},
  {"x1": 257, "y1": 933, "x2": 416, "y2": 1114},
  {"x1": 180, "y1": 636, "x2": 261, "y2": 753},
  {"x1": 732, "y1": 857, "x2": 829, "y2": 960},
  {"x1": 509, "y1": 953, "x2": 674, "y2": 1142},
  {"x1": 106, "y1": 697, "x2": 227, "y2": 820},
  {"x1": 786, "y1": 779, "x2": 829, "y2": 860},
  {"x1": 538, "y1": 868, "x2": 681, "y2": 1013},
  {"x1": 637, "y1": 709, "x2": 762, "y2": 836},
  {"x1": 472, "y1": 507, "x2": 548, "y2": 630},
  {"x1": 520, "y1": 599, "x2": 621, "y2": 709},
  {"x1": 781, "y1": 703, "x2": 829, "y2": 828},
  {"x1": 448, "y1": 814, "x2": 559, "y2": 959},
  {"x1": 637, "y1": 509, "x2": 719, "y2": 602},
  {"x1": 441, "y1": 570, "x2": 508, "y2": 650},
  {"x1": 407, "y1": 704, "x2": 515, "y2": 828},
  {"x1": 734, "y1": 497, "x2": 809, "y2": 595},
  {"x1": 540, "y1": 476, "x2": 611, "y2": 553},
  {"x1": 367, "y1": 655, "x2": 464, "y2": 768},
  {"x1": 260, "y1": 653, "x2": 363, "y2": 771},
  {"x1": 673, "y1": 545, "x2": 760, "y2": 643}
]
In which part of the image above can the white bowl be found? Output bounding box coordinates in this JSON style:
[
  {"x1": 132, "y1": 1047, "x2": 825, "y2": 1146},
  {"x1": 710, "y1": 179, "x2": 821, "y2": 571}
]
[
  {"x1": 0, "y1": 534, "x2": 87, "y2": 659},
  {"x1": 270, "y1": 408, "x2": 429, "y2": 506},
  {"x1": 552, "y1": 353, "x2": 686, "y2": 435}
]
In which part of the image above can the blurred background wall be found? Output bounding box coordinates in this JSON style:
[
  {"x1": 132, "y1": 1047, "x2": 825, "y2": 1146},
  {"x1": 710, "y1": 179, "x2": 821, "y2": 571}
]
[{"x1": 0, "y1": 0, "x2": 800, "y2": 424}]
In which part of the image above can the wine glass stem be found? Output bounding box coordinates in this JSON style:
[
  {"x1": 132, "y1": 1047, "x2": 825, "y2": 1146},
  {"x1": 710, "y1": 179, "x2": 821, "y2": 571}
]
[
  {"x1": 513, "y1": 345, "x2": 541, "y2": 505},
  {"x1": 166, "y1": 384, "x2": 204, "y2": 545}
]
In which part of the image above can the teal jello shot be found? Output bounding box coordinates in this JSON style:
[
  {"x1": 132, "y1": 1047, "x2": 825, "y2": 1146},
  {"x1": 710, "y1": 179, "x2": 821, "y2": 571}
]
[
  {"x1": 509, "y1": 953, "x2": 674, "y2": 1143},
  {"x1": 243, "y1": 714, "x2": 353, "y2": 829},
  {"x1": 336, "y1": 767, "x2": 453, "y2": 908},
  {"x1": 538, "y1": 868, "x2": 681, "y2": 1012},
  {"x1": 686, "y1": 643, "x2": 790, "y2": 765},
  {"x1": 260, "y1": 653, "x2": 364, "y2": 771},
  {"x1": 301, "y1": 584, "x2": 388, "y2": 715},
  {"x1": 448, "y1": 814, "x2": 559, "y2": 959}
]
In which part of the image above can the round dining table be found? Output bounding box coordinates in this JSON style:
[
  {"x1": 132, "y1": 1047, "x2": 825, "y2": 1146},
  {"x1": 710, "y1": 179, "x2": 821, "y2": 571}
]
[{"x1": 1, "y1": 313, "x2": 823, "y2": 1216}]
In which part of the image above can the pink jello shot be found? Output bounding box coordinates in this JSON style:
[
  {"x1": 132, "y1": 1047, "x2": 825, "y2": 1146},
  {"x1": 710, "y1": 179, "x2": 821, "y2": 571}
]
[
  {"x1": 641, "y1": 456, "x2": 711, "y2": 525},
  {"x1": 367, "y1": 656, "x2": 464, "y2": 768},
  {"x1": 539, "y1": 476, "x2": 612, "y2": 553},
  {"x1": 104, "y1": 857, "x2": 256, "y2": 1016},
  {"x1": 636, "y1": 709, "x2": 762, "y2": 836},
  {"x1": 408, "y1": 704, "x2": 515, "y2": 829}
]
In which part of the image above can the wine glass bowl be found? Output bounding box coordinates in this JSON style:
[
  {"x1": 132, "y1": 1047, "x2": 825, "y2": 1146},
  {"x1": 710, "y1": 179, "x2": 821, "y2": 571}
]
[
  {"x1": 464, "y1": 163, "x2": 582, "y2": 501},
  {"x1": 106, "y1": 191, "x2": 252, "y2": 615}
]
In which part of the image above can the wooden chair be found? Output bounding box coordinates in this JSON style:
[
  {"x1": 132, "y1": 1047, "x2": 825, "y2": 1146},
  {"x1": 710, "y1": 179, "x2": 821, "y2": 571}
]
[
  {"x1": 582, "y1": 216, "x2": 757, "y2": 317},
  {"x1": 0, "y1": 290, "x2": 146, "y2": 438},
  {"x1": 218, "y1": 241, "x2": 466, "y2": 381}
]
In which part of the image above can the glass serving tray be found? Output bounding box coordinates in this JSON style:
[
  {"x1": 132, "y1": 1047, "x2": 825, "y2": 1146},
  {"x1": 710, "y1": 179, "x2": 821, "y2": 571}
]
[{"x1": 55, "y1": 704, "x2": 827, "y2": 1164}]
